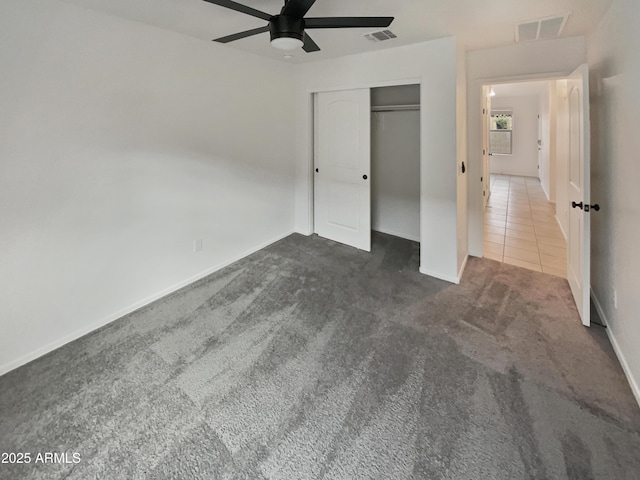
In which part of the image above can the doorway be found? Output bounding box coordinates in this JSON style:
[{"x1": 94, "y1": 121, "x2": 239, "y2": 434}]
[
  {"x1": 370, "y1": 85, "x2": 421, "y2": 242},
  {"x1": 313, "y1": 84, "x2": 421, "y2": 254},
  {"x1": 482, "y1": 80, "x2": 567, "y2": 276},
  {"x1": 479, "y1": 65, "x2": 592, "y2": 325}
]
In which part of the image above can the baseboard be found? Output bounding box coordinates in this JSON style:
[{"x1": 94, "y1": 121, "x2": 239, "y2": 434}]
[
  {"x1": 419, "y1": 266, "x2": 459, "y2": 284},
  {"x1": 591, "y1": 289, "x2": 640, "y2": 408},
  {"x1": 457, "y1": 254, "x2": 469, "y2": 283},
  {"x1": 294, "y1": 228, "x2": 313, "y2": 236},
  {"x1": 555, "y1": 214, "x2": 568, "y2": 241},
  {"x1": 0, "y1": 230, "x2": 295, "y2": 377},
  {"x1": 541, "y1": 182, "x2": 551, "y2": 202}
]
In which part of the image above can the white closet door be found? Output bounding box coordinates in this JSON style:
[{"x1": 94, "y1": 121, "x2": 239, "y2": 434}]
[
  {"x1": 566, "y1": 64, "x2": 591, "y2": 326},
  {"x1": 315, "y1": 89, "x2": 371, "y2": 251}
]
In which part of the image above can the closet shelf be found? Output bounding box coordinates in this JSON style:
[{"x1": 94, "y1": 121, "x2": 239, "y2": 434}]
[{"x1": 371, "y1": 104, "x2": 420, "y2": 112}]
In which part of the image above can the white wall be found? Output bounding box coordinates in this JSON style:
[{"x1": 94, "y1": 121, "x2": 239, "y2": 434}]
[
  {"x1": 538, "y1": 87, "x2": 552, "y2": 201},
  {"x1": 466, "y1": 37, "x2": 587, "y2": 256},
  {"x1": 546, "y1": 82, "x2": 558, "y2": 204},
  {"x1": 489, "y1": 95, "x2": 540, "y2": 177},
  {"x1": 294, "y1": 38, "x2": 463, "y2": 283},
  {"x1": 0, "y1": 0, "x2": 296, "y2": 373},
  {"x1": 588, "y1": 0, "x2": 640, "y2": 404},
  {"x1": 554, "y1": 79, "x2": 570, "y2": 237},
  {"x1": 371, "y1": 110, "x2": 421, "y2": 242}
]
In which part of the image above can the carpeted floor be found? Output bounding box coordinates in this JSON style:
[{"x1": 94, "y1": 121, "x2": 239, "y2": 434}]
[{"x1": 1, "y1": 232, "x2": 639, "y2": 479}]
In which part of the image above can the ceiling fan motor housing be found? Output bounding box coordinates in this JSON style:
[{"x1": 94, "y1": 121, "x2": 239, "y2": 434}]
[{"x1": 269, "y1": 15, "x2": 305, "y2": 42}]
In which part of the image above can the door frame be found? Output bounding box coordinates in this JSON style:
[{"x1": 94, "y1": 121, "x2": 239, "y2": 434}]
[
  {"x1": 481, "y1": 85, "x2": 492, "y2": 208},
  {"x1": 304, "y1": 77, "x2": 422, "y2": 247}
]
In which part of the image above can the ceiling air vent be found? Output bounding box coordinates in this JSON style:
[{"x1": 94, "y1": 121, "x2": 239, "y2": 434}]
[
  {"x1": 364, "y1": 30, "x2": 397, "y2": 42},
  {"x1": 515, "y1": 14, "x2": 569, "y2": 43}
]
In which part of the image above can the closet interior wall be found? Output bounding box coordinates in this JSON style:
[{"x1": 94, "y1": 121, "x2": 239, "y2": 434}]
[{"x1": 370, "y1": 85, "x2": 421, "y2": 242}]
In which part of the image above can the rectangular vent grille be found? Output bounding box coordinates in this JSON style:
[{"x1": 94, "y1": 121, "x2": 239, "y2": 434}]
[
  {"x1": 515, "y1": 14, "x2": 569, "y2": 43},
  {"x1": 364, "y1": 30, "x2": 397, "y2": 42}
]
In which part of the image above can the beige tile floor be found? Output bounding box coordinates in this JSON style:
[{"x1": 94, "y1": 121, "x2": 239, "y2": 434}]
[{"x1": 483, "y1": 174, "x2": 568, "y2": 278}]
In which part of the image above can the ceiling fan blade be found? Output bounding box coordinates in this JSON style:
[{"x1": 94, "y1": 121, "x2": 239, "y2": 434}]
[
  {"x1": 281, "y1": 0, "x2": 316, "y2": 19},
  {"x1": 305, "y1": 17, "x2": 394, "y2": 29},
  {"x1": 202, "y1": 0, "x2": 272, "y2": 21},
  {"x1": 213, "y1": 25, "x2": 269, "y2": 43},
  {"x1": 302, "y1": 33, "x2": 321, "y2": 53}
]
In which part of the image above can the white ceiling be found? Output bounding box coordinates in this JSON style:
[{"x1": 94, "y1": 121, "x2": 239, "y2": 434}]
[
  {"x1": 62, "y1": 0, "x2": 613, "y2": 63},
  {"x1": 491, "y1": 80, "x2": 550, "y2": 98}
]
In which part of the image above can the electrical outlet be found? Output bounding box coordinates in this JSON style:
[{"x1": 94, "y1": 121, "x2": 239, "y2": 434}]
[
  {"x1": 613, "y1": 287, "x2": 618, "y2": 309},
  {"x1": 194, "y1": 239, "x2": 203, "y2": 253}
]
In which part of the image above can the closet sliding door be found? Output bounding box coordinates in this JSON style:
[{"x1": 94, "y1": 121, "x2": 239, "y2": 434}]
[{"x1": 314, "y1": 88, "x2": 371, "y2": 251}]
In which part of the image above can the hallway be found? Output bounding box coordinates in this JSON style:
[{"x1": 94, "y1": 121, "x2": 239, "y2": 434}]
[{"x1": 483, "y1": 175, "x2": 567, "y2": 278}]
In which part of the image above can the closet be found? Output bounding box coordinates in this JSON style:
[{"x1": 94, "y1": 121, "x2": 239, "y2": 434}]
[
  {"x1": 370, "y1": 85, "x2": 421, "y2": 242},
  {"x1": 313, "y1": 84, "x2": 420, "y2": 252}
]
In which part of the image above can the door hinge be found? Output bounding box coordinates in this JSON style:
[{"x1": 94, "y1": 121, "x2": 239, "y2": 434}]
[
  {"x1": 483, "y1": 191, "x2": 486, "y2": 196},
  {"x1": 480, "y1": 176, "x2": 483, "y2": 182},
  {"x1": 483, "y1": 149, "x2": 486, "y2": 155},
  {"x1": 483, "y1": 108, "x2": 486, "y2": 114}
]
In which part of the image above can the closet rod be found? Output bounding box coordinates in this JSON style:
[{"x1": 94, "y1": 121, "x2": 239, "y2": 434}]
[{"x1": 371, "y1": 104, "x2": 420, "y2": 112}]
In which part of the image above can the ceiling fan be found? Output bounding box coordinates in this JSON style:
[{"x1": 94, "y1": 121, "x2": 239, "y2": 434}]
[{"x1": 203, "y1": 0, "x2": 394, "y2": 52}]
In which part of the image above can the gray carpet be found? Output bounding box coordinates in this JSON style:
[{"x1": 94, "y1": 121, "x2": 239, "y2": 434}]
[{"x1": 1, "y1": 232, "x2": 639, "y2": 480}]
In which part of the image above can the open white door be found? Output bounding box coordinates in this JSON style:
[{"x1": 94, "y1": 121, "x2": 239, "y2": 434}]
[
  {"x1": 315, "y1": 89, "x2": 371, "y2": 251},
  {"x1": 566, "y1": 64, "x2": 591, "y2": 326}
]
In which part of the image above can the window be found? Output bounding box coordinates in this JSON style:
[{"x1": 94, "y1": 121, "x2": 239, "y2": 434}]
[{"x1": 490, "y1": 110, "x2": 513, "y2": 155}]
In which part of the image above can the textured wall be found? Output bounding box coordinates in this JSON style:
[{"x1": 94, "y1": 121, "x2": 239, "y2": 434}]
[{"x1": 0, "y1": 0, "x2": 296, "y2": 373}]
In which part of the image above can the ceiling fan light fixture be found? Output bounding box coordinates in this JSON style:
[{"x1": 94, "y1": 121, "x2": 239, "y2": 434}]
[{"x1": 271, "y1": 36, "x2": 304, "y2": 50}]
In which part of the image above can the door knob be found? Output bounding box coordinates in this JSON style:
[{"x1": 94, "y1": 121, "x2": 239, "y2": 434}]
[
  {"x1": 585, "y1": 203, "x2": 601, "y2": 212},
  {"x1": 363, "y1": 174, "x2": 368, "y2": 180},
  {"x1": 571, "y1": 201, "x2": 583, "y2": 210}
]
